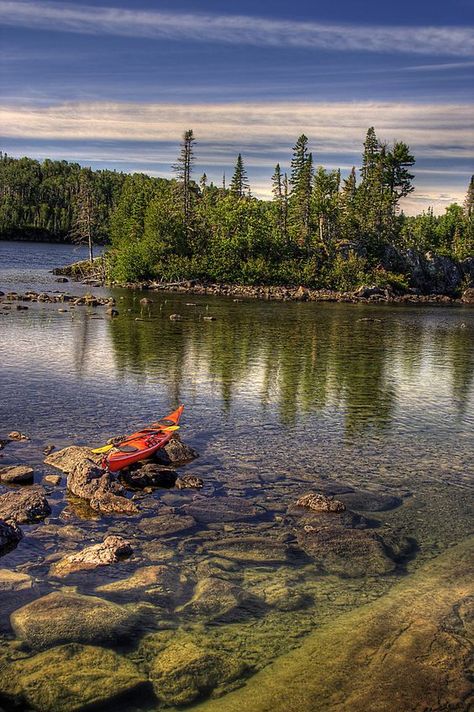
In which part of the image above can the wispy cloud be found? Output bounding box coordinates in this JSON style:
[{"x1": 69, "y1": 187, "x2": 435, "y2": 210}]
[
  {"x1": 1, "y1": 100, "x2": 472, "y2": 159},
  {"x1": 1, "y1": 1, "x2": 473, "y2": 56}
]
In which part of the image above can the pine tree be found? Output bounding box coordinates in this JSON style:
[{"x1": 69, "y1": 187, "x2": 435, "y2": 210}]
[
  {"x1": 230, "y1": 154, "x2": 250, "y2": 198},
  {"x1": 272, "y1": 163, "x2": 288, "y2": 243},
  {"x1": 289, "y1": 135, "x2": 313, "y2": 251},
  {"x1": 173, "y1": 129, "x2": 196, "y2": 236},
  {"x1": 464, "y1": 175, "x2": 474, "y2": 218}
]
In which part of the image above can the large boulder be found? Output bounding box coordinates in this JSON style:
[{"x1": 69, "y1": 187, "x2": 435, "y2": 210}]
[
  {"x1": 44, "y1": 445, "x2": 102, "y2": 473},
  {"x1": 0, "y1": 487, "x2": 50, "y2": 524},
  {"x1": 50, "y1": 535, "x2": 133, "y2": 578},
  {"x1": 0, "y1": 643, "x2": 147, "y2": 712},
  {"x1": 0, "y1": 568, "x2": 33, "y2": 592},
  {"x1": 66, "y1": 459, "x2": 121, "y2": 500},
  {"x1": 146, "y1": 635, "x2": 245, "y2": 705},
  {"x1": 139, "y1": 509, "x2": 196, "y2": 537},
  {"x1": 10, "y1": 591, "x2": 135, "y2": 649},
  {"x1": 0, "y1": 520, "x2": 23, "y2": 555},
  {"x1": 296, "y1": 492, "x2": 346, "y2": 513}
]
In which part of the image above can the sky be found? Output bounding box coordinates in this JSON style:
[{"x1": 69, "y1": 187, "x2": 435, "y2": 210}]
[{"x1": 0, "y1": 0, "x2": 473, "y2": 214}]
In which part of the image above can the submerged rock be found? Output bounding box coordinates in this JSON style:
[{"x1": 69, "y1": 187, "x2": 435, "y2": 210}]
[
  {"x1": 146, "y1": 635, "x2": 246, "y2": 705},
  {"x1": 10, "y1": 591, "x2": 135, "y2": 649},
  {"x1": 43, "y1": 474, "x2": 61, "y2": 486},
  {"x1": 0, "y1": 487, "x2": 51, "y2": 524},
  {"x1": 179, "y1": 576, "x2": 263, "y2": 622},
  {"x1": 123, "y1": 463, "x2": 177, "y2": 489},
  {"x1": 296, "y1": 526, "x2": 396, "y2": 577},
  {"x1": 96, "y1": 564, "x2": 186, "y2": 605},
  {"x1": 0, "y1": 643, "x2": 147, "y2": 712},
  {"x1": 0, "y1": 520, "x2": 23, "y2": 555},
  {"x1": 50, "y1": 535, "x2": 133, "y2": 577},
  {"x1": 139, "y1": 510, "x2": 196, "y2": 537},
  {"x1": 0, "y1": 465, "x2": 34, "y2": 484},
  {"x1": 184, "y1": 495, "x2": 263, "y2": 524},
  {"x1": 89, "y1": 489, "x2": 139, "y2": 515},
  {"x1": 296, "y1": 492, "x2": 346, "y2": 513},
  {"x1": 204, "y1": 536, "x2": 296, "y2": 565},
  {"x1": 339, "y1": 490, "x2": 403, "y2": 512}
]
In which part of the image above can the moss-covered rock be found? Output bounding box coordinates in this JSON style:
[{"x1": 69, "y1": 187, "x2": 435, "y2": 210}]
[
  {"x1": 0, "y1": 643, "x2": 147, "y2": 712},
  {"x1": 179, "y1": 576, "x2": 264, "y2": 622},
  {"x1": 10, "y1": 591, "x2": 135, "y2": 650},
  {"x1": 96, "y1": 564, "x2": 189, "y2": 605},
  {"x1": 146, "y1": 634, "x2": 245, "y2": 705}
]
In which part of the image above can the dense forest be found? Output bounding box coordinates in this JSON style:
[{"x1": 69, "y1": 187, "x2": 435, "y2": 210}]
[{"x1": 1, "y1": 129, "x2": 473, "y2": 291}]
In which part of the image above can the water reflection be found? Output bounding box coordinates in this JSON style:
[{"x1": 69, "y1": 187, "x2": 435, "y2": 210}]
[{"x1": 107, "y1": 295, "x2": 474, "y2": 432}]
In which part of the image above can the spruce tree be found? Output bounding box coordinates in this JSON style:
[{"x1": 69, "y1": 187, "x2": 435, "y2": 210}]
[
  {"x1": 289, "y1": 134, "x2": 314, "y2": 251},
  {"x1": 173, "y1": 129, "x2": 196, "y2": 238},
  {"x1": 230, "y1": 154, "x2": 250, "y2": 198},
  {"x1": 464, "y1": 175, "x2": 474, "y2": 218}
]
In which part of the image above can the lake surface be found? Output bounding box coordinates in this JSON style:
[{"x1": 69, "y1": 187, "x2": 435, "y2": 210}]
[{"x1": 0, "y1": 241, "x2": 473, "y2": 711}]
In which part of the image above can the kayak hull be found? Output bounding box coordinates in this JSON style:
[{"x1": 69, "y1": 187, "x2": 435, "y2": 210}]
[{"x1": 104, "y1": 405, "x2": 184, "y2": 473}]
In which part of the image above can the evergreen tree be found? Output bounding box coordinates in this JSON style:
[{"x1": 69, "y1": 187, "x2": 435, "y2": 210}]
[
  {"x1": 230, "y1": 154, "x2": 250, "y2": 198},
  {"x1": 173, "y1": 129, "x2": 196, "y2": 238},
  {"x1": 289, "y1": 134, "x2": 313, "y2": 251},
  {"x1": 271, "y1": 163, "x2": 288, "y2": 244},
  {"x1": 464, "y1": 175, "x2": 474, "y2": 218},
  {"x1": 312, "y1": 167, "x2": 340, "y2": 254}
]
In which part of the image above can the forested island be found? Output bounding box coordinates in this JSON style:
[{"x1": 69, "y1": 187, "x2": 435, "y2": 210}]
[{"x1": 1, "y1": 128, "x2": 473, "y2": 294}]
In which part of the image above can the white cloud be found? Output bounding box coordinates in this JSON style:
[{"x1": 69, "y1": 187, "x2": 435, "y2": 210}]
[
  {"x1": 1, "y1": 100, "x2": 472, "y2": 159},
  {"x1": 0, "y1": 1, "x2": 473, "y2": 56}
]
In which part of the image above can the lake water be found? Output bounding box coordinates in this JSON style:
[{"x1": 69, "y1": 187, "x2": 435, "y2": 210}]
[{"x1": 0, "y1": 241, "x2": 473, "y2": 711}]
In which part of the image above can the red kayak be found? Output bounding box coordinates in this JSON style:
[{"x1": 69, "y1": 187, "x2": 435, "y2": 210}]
[{"x1": 103, "y1": 405, "x2": 184, "y2": 472}]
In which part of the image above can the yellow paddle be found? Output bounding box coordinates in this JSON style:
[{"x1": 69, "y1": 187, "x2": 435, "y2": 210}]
[{"x1": 91, "y1": 425, "x2": 180, "y2": 454}]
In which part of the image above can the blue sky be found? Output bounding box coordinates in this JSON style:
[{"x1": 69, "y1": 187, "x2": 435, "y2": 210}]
[{"x1": 0, "y1": 0, "x2": 473, "y2": 213}]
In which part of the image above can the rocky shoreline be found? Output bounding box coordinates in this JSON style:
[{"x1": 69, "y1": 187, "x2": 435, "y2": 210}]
[{"x1": 52, "y1": 259, "x2": 474, "y2": 305}]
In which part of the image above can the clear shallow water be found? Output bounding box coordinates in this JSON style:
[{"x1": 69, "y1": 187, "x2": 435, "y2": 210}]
[{"x1": 0, "y1": 241, "x2": 473, "y2": 711}]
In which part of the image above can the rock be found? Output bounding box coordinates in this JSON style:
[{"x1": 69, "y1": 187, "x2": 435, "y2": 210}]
[
  {"x1": 169, "y1": 313, "x2": 183, "y2": 320},
  {"x1": 147, "y1": 635, "x2": 245, "y2": 705},
  {"x1": 255, "y1": 579, "x2": 310, "y2": 612},
  {"x1": 175, "y1": 474, "x2": 204, "y2": 490},
  {"x1": 139, "y1": 510, "x2": 196, "y2": 537},
  {"x1": 340, "y1": 490, "x2": 402, "y2": 512},
  {"x1": 10, "y1": 592, "x2": 135, "y2": 649},
  {"x1": 123, "y1": 463, "x2": 177, "y2": 489},
  {"x1": 42, "y1": 444, "x2": 55, "y2": 455},
  {"x1": 203, "y1": 315, "x2": 216, "y2": 321},
  {"x1": 55, "y1": 276, "x2": 69, "y2": 282},
  {"x1": 0, "y1": 438, "x2": 11, "y2": 450},
  {"x1": 296, "y1": 492, "x2": 346, "y2": 513},
  {"x1": 204, "y1": 536, "x2": 296, "y2": 565},
  {"x1": 0, "y1": 465, "x2": 34, "y2": 484},
  {"x1": 154, "y1": 435, "x2": 198, "y2": 464},
  {"x1": 44, "y1": 445, "x2": 102, "y2": 473},
  {"x1": 296, "y1": 526, "x2": 396, "y2": 577},
  {"x1": 294, "y1": 285, "x2": 309, "y2": 301},
  {"x1": 106, "y1": 307, "x2": 119, "y2": 317},
  {"x1": 0, "y1": 569, "x2": 33, "y2": 592},
  {"x1": 184, "y1": 495, "x2": 262, "y2": 524},
  {"x1": 89, "y1": 490, "x2": 139, "y2": 515},
  {"x1": 0, "y1": 487, "x2": 51, "y2": 524},
  {"x1": 7, "y1": 431, "x2": 29, "y2": 441},
  {"x1": 354, "y1": 285, "x2": 385, "y2": 298},
  {"x1": 65, "y1": 459, "x2": 122, "y2": 500},
  {"x1": 97, "y1": 564, "x2": 185, "y2": 605},
  {"x1": 0, "y1": 643, "x2": 146, "y2": 712},
  {"x1": 43, "y1": 474, "x2": 61, "y2": 486},
  {"x1": 179, "y1": 576, "x2": 262, "y2": 622},
  {"x1": 461, "y1": 287, "x2": 474, "y2": 304},
  {"x1": 50, "y1": 535, "x2": 133, "y2": 577},
  {"x1": 140, "y1": 297, "x2": 153, "y2": 306},
  {"x1": 15, "y1": 304, "x2": 28, "y2": 310},
  {"x1": 0, "y1": 520, "x2": 23, "y2": 555}
]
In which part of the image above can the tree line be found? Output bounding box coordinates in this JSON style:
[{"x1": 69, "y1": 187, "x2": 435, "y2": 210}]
[{"x1": 0, "y1": 132, "x2": 473, "y2": 290}]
